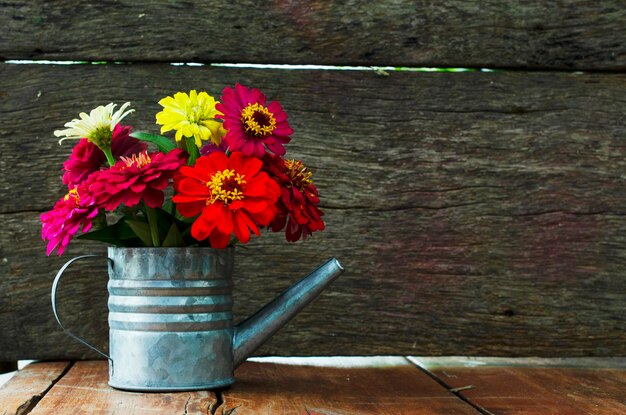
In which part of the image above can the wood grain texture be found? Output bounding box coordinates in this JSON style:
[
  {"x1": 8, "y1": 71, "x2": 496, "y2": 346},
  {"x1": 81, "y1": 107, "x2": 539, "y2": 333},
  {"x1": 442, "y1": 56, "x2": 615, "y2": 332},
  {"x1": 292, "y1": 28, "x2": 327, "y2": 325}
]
[
  {"x1": 4, "y1": 359, "x2": 625, "y2": 414},
  {"x1": 425, "y1": 363, "x2": 626, "y2": 415},
  {"x1": 218, "y1": 359, "x2": 479, "y2": 415},
  {"x1": 0, "y1": 63, "x2": 625, "y2": 359},
  {"x1": 27, "y1": 361, "x2": 217, "y2": 415},
  {"x1": 1, "y1": 1, "x2": 625, "y2": 69},
  {"x1": 0, "y1": 361, "x2": 71, "y2": 415}
]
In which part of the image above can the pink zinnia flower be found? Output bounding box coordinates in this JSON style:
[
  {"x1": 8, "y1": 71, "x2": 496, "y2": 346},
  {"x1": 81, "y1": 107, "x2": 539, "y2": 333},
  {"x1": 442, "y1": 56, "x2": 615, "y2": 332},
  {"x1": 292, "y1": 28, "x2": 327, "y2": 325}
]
[
  {"x1": 62, "y1": 124, "x2": 146, "y2": 187},
  {"x1": 216, "y1": 84, "x2": 293, "y2": 158},
  {"x1": 90, "y1": 149, "x2": 186, "y2": 211},
  {"x1": 41, "y1": 183, "x2": 100, "y2": 256},
  {"x1": 264, "y1": 154, "x2": 325, "y2": 242}
]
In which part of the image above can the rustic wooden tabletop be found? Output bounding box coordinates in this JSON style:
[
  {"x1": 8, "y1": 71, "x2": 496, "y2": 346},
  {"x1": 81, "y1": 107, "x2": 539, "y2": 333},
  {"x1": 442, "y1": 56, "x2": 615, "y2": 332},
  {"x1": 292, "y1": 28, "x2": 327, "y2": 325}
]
[{"x1": 1, "y1": 357, "x2": 624, "y2": 414}]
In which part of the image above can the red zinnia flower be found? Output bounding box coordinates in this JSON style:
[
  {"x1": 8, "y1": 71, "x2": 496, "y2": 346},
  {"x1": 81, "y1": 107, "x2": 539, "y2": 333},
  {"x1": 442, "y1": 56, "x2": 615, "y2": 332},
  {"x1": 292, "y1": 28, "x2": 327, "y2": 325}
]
[
  {"x1": 265, "y1": 154, "x2": 325, "y2": 242},
  {"x1": 216, "y1": 84, "x2": 293, "y2": 158},
  {"x1": 90, "y1": 149, "x2": 186, "y2": 211},
  {"x1": 41, "y1": 183, "x2": 100, "y2": 256},
  {"x1": 62, "y1": 124, "x2": 146, "y2": 187},
  {"x1": 173, "y1": 152, "x2": 281, "y2": 248}
]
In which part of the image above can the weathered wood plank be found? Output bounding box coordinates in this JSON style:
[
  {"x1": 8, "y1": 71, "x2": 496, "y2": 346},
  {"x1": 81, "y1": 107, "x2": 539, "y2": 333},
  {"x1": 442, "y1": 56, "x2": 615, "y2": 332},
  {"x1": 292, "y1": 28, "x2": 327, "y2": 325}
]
[
  {"x1": 1, "y1": 64, "x2": 625, "y2": 213},
  {"x1": 0, "y1": 1, "x2": 624, "y2": 69},
  {"x1": 219, "y1": 358, "x2": 479, "y2": 414},
  {"x1": 0, "y1": 63, "x2": 625, "y2": 359},
  {"x1": 419, "y1": 359, "x2": 626, "y2": 415},
  {"x1": 27, "y1": 361, "x2": 217, "y2": 415},
  {"x1": 3, "y1": 209, "x2": 625, "y2": 359},
  {"x1": 0, "y1": 361, "x2": 71, "y2": 415}
]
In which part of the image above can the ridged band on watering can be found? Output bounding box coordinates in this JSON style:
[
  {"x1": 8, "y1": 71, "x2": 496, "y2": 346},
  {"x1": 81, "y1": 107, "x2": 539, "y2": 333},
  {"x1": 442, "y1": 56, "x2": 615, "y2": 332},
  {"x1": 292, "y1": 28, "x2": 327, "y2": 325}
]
[{"x1": 51, "y1": 247, "x2": 345, "y2": 392}]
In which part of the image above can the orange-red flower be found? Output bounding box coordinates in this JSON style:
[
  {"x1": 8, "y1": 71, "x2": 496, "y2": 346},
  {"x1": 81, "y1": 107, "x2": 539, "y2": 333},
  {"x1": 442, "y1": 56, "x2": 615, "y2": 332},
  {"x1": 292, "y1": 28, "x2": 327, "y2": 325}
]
[{"x1": 173, "y1": 152, "x2": 281, "y2": 248}]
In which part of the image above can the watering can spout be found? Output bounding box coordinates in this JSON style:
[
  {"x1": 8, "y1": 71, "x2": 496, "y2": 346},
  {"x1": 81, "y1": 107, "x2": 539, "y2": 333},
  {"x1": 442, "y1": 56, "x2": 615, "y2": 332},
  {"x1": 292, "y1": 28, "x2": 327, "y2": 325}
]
[{"x1": 232, "y1": 258, "x2": 344, "y2": 367}]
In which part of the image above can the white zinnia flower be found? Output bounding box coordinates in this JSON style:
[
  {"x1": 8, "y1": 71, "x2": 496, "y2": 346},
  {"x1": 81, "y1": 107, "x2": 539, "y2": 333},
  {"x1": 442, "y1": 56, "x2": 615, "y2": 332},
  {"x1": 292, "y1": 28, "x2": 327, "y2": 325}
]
[{"x1": 54, "y1": 102, "x2": 134, "y2": 144}]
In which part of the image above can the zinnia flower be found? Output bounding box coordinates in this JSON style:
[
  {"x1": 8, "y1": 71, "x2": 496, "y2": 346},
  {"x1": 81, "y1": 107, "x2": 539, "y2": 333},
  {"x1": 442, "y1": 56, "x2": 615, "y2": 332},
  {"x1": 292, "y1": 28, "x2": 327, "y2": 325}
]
[
  {"x1": 216, "y1": 84, "x2": 293, "y2": 158},
  {"x1": 173, "y1": 152, "x2": 281, "y2": 248},
  {"x1": 90, "y1": 149, "x2": 186, "y2": 211},
  {"x1": 265, "y1": 155, "x2": 325, "y2": 242},
  {"x1": 54, "y1": 102, "x2": 134, "y2": 151},
  {"x1": 156, "y1": 90, "x2": 225, "y2": 147},
  {"x1": 199, "y1": 140, "x2": 228, "y2": 156},
  {"x1": 41, "y1": 183, "x2": 100, "y2": 256},
  {"x1": 62, "y1": 124, "x2": 147, "y2": 187}
]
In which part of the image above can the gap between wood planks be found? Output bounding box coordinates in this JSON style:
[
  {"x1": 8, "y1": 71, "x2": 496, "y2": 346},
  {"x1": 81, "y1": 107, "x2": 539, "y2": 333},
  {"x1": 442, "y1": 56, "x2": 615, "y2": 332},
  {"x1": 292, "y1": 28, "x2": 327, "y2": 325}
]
[
  {"x1": 6, "y1": 60, "x2": 626, "y2": 74},
  {"x1": 405, "y1": 356, "x2": 494, "y2": 415},
  {"x1": 210, "y1": 391, "x2": 224, "y2": 415},
  {"x1": 13, "y1": 361, "x2": 75, "y2": 415},
  {"x1": 208, "y1": 356, "x2": 490, "y2": 415}
]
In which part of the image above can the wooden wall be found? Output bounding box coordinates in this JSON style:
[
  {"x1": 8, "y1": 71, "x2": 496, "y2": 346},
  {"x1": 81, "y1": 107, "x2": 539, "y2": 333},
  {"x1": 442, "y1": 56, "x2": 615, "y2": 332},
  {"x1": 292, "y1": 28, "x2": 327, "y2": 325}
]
[{"x1": 0, "y1": 1, "x2": 624, "y2": 360}]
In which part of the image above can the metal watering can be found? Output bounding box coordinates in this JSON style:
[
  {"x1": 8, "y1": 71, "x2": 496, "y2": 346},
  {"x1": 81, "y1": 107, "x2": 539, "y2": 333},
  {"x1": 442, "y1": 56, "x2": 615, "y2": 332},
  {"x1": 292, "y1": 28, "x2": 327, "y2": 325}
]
[{"x1": 52, "y1": 247, "x2": 344, "y2": 391}]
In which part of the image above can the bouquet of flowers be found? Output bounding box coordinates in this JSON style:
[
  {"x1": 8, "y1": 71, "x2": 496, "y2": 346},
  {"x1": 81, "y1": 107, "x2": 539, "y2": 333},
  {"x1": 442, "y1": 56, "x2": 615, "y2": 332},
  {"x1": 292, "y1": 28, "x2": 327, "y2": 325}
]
[{"x1": 41, "y1": 85, "x2": 325, "y2": 255}]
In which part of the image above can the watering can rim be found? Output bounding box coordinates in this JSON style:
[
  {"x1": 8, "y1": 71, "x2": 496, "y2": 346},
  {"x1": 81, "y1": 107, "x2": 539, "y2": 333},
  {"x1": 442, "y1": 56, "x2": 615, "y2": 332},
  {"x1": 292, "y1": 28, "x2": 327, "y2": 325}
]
[{"x1": 107, "y1": 246, "x2": 235, "y2": 252}]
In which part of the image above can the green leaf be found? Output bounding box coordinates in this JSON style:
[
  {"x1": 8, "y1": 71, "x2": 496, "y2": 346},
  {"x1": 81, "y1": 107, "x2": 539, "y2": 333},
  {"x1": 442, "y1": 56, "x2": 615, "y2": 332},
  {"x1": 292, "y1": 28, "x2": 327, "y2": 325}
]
[
  {"x1": 154, "y1": 207, "x2": 175, "y2": 232},
  {"x1": 161, "y1": 200, "x2": 176, "y2": 217},
  {"x1": 78, "y1": 217, "x2": 138, "y2": 246},
  {"x1": 126, "y1": 219, "x2": 153, "y2": 247},
  {"x1": 162, "y1": 222, "x2": 185, "y2": 247},
  {"x1": 130, "y1": 131, "x2": 176, "y2": 153}
]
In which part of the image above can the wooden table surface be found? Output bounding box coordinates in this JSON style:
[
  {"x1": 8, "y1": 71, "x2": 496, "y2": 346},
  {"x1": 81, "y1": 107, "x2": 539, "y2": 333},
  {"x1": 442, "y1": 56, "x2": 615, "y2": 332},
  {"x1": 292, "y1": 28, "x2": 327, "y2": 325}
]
[{"x1": 1, "y1": 357, "x2": 624, "y2": 415}]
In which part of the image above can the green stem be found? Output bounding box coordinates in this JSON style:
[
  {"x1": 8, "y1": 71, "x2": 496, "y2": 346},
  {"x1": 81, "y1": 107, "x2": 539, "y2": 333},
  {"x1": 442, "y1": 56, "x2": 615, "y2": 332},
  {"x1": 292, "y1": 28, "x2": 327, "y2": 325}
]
[
  {"x1": 102, "y1": 147, "x2": 116, "y2": 166},
  {"x1": 145, "y1": 205, "x2": 160, "y2": 247},
  {"x1": 185, "y1": 137, "x2": 199, "y2": 166},
  {"x1": 179, "y1": 137, "x2": 189, "y2": 152}
]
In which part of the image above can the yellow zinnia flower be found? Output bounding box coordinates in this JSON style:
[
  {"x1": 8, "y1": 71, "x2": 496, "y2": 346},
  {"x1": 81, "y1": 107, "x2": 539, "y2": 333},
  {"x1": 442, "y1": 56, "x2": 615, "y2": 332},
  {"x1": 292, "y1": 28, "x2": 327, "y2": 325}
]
[{"x1": 156, "y1": 90, "x2": 225, "y2": 148}]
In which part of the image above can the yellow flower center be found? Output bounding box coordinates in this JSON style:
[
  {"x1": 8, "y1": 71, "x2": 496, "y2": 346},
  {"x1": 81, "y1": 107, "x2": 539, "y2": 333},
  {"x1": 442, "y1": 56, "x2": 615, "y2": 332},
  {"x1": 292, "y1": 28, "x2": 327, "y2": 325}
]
[
  {"x1": 88, "y1": 126, "x2": 112, "y2": 151},
  {"x1": 63, "y1": 187, "x2": 80, "y2": 206},
  {"x1": 187, "y1": 105, "x2": 202, "y2": 123},
  {"x1": 241, "y1": 103, "x2": 276, "y2": 137},
  {"x1": 285, "y1": 159, "x2": 313, "y2": 189},
  {"x1": 207, "y1": 169, "x2": 247, "y2": 205},
  {"x1": 120, "y1": 152, "x2": 152, "y2": 168}
]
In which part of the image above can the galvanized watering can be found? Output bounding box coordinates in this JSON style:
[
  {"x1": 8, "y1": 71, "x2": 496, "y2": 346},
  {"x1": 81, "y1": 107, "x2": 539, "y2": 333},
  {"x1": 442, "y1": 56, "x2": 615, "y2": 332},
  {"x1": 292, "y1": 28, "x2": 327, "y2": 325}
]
[{"x1": 51, "y1": 247, "x2": 344, "y2": 391}]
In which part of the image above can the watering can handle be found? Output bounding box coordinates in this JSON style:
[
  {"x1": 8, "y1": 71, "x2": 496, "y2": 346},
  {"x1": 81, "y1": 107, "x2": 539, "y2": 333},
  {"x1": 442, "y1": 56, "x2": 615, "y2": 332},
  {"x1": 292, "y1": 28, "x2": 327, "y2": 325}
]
[{"x1": 51, "y1": 255, "x2": 112, "y2": 361}]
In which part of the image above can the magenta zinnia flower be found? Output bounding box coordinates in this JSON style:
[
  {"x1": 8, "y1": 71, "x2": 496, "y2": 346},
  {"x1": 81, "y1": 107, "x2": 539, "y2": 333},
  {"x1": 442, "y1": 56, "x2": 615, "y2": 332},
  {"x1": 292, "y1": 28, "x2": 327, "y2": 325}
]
[
  {"x1": 41, "y1": 183, "x2": 100, "y2": 256},
  {"x1": 62, "y1": 124, "x2": 146, "y2": 187},
  {"x1": 90, "y1": 149, "x2": 186, "y2": 211},
  {"x1": 216, "y1": 84, "x2": 293, "y2": 158},
  {"x1": 199, "y1": 140, "x2": 228, "y2": 156},
  {"x1": 264, "y1": 155, "x2": 325, "y2": 242}
]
